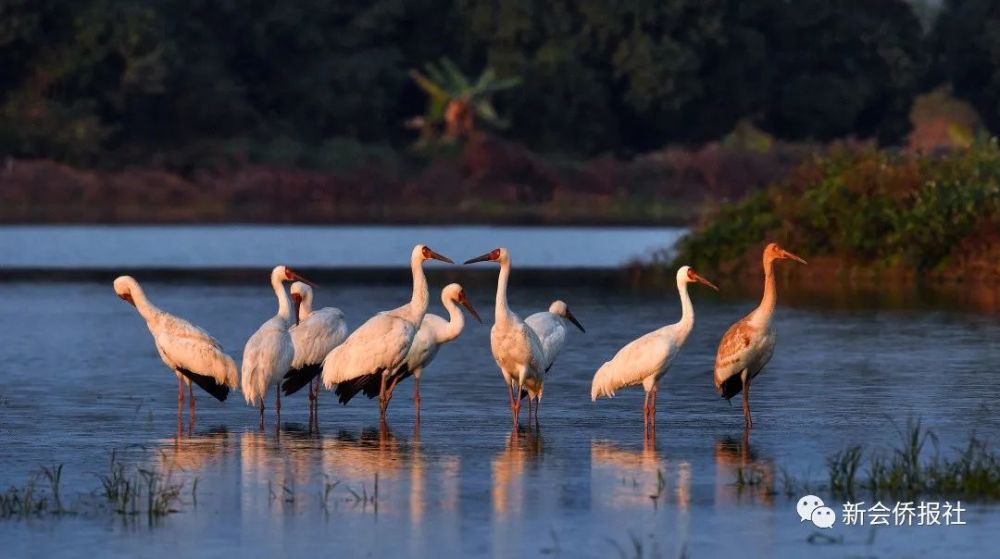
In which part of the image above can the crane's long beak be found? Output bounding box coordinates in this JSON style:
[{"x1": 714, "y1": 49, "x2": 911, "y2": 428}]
[
  {"x1": 459, "y1": 294, "x2": 482, "y2": 324},
  {"x1": 427, "y1": 249, "x2": 454, "y2": 264},
  {"x1": 693, "y1": 273, "x2": 719, "y2": 291},
  {"x1": 566, "y1": 309, "x2": 586, "y2": 333},
  {"x1": 781, "y1": 249, "x2": 807, "y2": 265},
  {"x1": 464, "y1": 252, "x2": 494, "y2": 265},
  {"x1": 290, "y1": 271, "x2": 318, "y2": 287}
]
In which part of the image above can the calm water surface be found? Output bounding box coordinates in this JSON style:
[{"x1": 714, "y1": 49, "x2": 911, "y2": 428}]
[
  {"x1": 1, "y1": 277, "x2": 999, "y2": 558},
  {"x1": 0, "y1": 225, "x2": 682, "y2": 269}
]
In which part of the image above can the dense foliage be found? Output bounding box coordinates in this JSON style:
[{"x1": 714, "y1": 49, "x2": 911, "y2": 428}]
[
  {"x1": 0, "y1": 0, "x2": 991, "y2": 167},
  {"x1": 673, "y1": 141, "x2": 1000, "y2": 274}
]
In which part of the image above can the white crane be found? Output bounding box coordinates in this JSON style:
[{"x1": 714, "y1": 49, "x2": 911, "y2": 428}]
[
  {"x1": 241, "y1": 265, "x2": 315, "y2": 427},
  {"x1": 591, "y1": 266, "x2": 717, "y2": 435},
  {"x1": 714, "y1": 243, "x2": 805, "y2": 430},
  {"x1": 113, "y1": 276, "x2": 238, "y2": 417},
  {"x1": 464, "y1": 248, "x2": 545, "y2": 428},
  {"x1": 280, "y1": 282, "x2": 348, "y2": 416},
  {"x1": 525, "y1": 300, "x2": 585, "y2": 373},
  {"x1": 336, "y1": 283, "x2": 481, "y2": 420},
  {"x1": 323, "y1": 244, "x2": 453, "y2": 421}
]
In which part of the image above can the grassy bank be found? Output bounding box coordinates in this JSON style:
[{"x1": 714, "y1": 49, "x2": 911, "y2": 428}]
[{"x1": 669, "y1": 141, "x2": 1000, "y2": 282}]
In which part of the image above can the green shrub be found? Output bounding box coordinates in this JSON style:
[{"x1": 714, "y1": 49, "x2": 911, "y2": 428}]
[{"x1": 673, "y1": 140, "x2": 1000, "y2": 273}]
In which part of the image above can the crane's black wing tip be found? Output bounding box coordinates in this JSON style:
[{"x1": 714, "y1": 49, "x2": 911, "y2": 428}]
[
  {"x1": 717, "y1": 375, "x2": 743, "y2": 401},
  {"x1": 334, "y1": 371, "x2": 383, "y2": 405},
  {"x1": 178, "y1": 368, "x2": 230, "y2": 402},
  {"x1": 281, "y1": 364, "x2": 323, "y2": 396}
]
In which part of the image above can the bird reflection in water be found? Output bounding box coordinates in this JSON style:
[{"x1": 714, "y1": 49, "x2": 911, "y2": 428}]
[
  {"x1": 240, "y1": 425, "x2": 322, "y2": 514},
  {"x1": 590, "y1": 439, "x2": 690, "y2": 512},
  {"x1": 157, "y1": 426, "x2": 233, "y2": 474},
  {"x1": 492, "y1": 428, "x2": 544, "y2": 518},
  {"x1": 714, "y1": 434, "x2": 774, "y2": 507}
]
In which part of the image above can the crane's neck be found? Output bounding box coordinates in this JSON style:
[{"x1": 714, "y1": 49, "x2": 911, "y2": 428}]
[
  {"x1": 272, "y1": 273, "x2": 292, "y2": 324},
  {"x1": 751, "y1": 256, "x2": 777, "y2": 327},
  {"x1": 129, "y1": 282, "x2": 160, "y2": 322},
  {"x1": 438, "y1": 296, "x2": 465, "y2": 343},
  {"x1": 676, "y1": 276, "x2": 695, "y2": 331},
  {"x1": 298, "y1": 293, "x2": 313, "y2": 320},
  {"x1": 408, "y1": 255, "x2": 429, "y2": 324},
  {"x1": 495, "y1": 257, "x2": 513, "y2": 324}
]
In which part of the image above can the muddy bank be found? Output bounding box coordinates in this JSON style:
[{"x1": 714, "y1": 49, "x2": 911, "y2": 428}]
[{"x1": 0, "y1": 136, "x2": 805, "y2": 225}]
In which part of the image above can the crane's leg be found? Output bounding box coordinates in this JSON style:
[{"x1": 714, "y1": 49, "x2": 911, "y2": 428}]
[
  {"x1": 275, "y1": 387, "x2": 282, "y2": 418},
  {"x1": 386, "y1": 375, "x2": 402, "y2": 408},
  {"x1": 378, "y1": 372, "x2": 389, "y2": 420},
  {"x1": 650, "y1": 388, "x2": 657, "y2": 437},
  {"x1": 308, "y1": 377, "x2": 316, "y2": 411},
  {"x1": 177, "y1": 376, "x2": 184, "y2": 408},
  {"x1": 507, "y1": 383, "x2": 516, "y2": 423},
  {"x1": 413, "y1": 375, "x2": 421, "y2": 421},
  {"x1": 258, "y1": 397, "x2": 265, "y2": 430},
  {"x1": 313, "y1": 377, "x2": 320, "y2": 414},
  {"x1": 512, "y1": 383, "x2": 522, "y2": 429},
  {"x1": 742, "y1": 375, "x2": 753, "y2": 430},
  {"x1": 643, "y1": 390, "x2": 650, "y2": 434},
  {"x1": 188, "y1": 383, "x2": 196, "y2": 428},
  {"x1": 534, "y1": 397, "x2": 540, "y2": 430}
]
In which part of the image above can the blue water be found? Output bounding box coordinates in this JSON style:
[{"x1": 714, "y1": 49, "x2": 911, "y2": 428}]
[
  {"x1": 1, "y1": 274, "x2": 998, "y2": 558},
  {"x1": 0, "y1": 225, "x2": 683, "y2": 269}
]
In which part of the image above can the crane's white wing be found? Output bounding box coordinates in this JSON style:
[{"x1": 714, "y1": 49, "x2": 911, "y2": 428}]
[
  {"x1": 490, "y1": 314, "x2": 544, "y2": 385},
  {"x1": 321, "y1": 313, "x2": 416, "y2": 387},
  {"x1": 241, "y1": 318, "x2": 294, "y2": 404},
  {"x1": 525, "y1": 311, "x2": 566, "y2": 372},
  {"x1": 291, "y1": 307, "x2": 347, "y2": 368},
  {"x1": 403, "y1": 314, "x2": 447, "y2": 373},
  {"x1": 151, "y1": 311, "x2": 239, "y2": 393},
  {"x1": 591, "y1": 327, "x2": 681, "y2": 400}
]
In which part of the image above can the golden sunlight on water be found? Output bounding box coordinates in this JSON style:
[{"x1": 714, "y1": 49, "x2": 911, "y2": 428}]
[
  {"x1": 589, "y1": 440, "x2": 692, "y2": 514},
  {"x1": 492, "y1": 430, "x2": 544, "y2": 518}
]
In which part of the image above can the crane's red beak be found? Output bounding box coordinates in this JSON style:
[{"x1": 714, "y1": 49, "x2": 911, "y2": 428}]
[
  {"x1": 424, "y1": 248, "x2": 454, "y2": 264},
  {"x1": 692, "y1": 272, "x2": 719, "y2": 291},
  {"x1": 286, "y1": 268, "x2": 318, "y2": 287},
  {"x1": 458, "y1": 291, "x2": 482, "y2": 324},
  {"x1": 464, "y1": 249, "x2": 500, "y2": 264},
  {"x1": 780, "y1": 249, "x2": 807, "y2": 265}
]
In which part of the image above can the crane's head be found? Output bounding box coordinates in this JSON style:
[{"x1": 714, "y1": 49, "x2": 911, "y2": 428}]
[
  {"x1": 764, "y1": 243, "x2": 807, "y2": 265},
  {"x1": 443, "y1": 283, "x2": 482, "y2": 324},
  {"x1": 463, "y1": 247, "x2": 508, "y2": 266},
  {"x1": 414, "y1": 244, "x2": 454, "y2": 265},
  {"x1": 678, "y1": 266, "x2": 719, "y2": 291},
  {"x1": 273, "y1": 265, "x2": 317, "y2": 287},
  {"x1": 113, "y1": 275, "x2": 139, "y2": 306},
  {"x1": 549, "y1": 300, "x2": 585, "y2": 332}
]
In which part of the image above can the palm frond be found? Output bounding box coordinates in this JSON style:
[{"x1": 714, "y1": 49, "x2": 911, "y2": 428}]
[
  {"x1": 439, "y1": 57, "x2": 470, "y2": 93},
  {"x1": 409, "y1": 70, "x2": 451, "y2": 104}
]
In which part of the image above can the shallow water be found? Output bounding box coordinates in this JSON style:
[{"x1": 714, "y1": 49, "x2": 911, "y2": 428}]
[{"x1": 1, "y1": 278, "x2": 998, "y2": 558}]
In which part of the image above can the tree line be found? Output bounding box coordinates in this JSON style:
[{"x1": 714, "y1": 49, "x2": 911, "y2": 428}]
[{"x1": 0, "y1": 0, "x2": 995, "y2": 167}]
